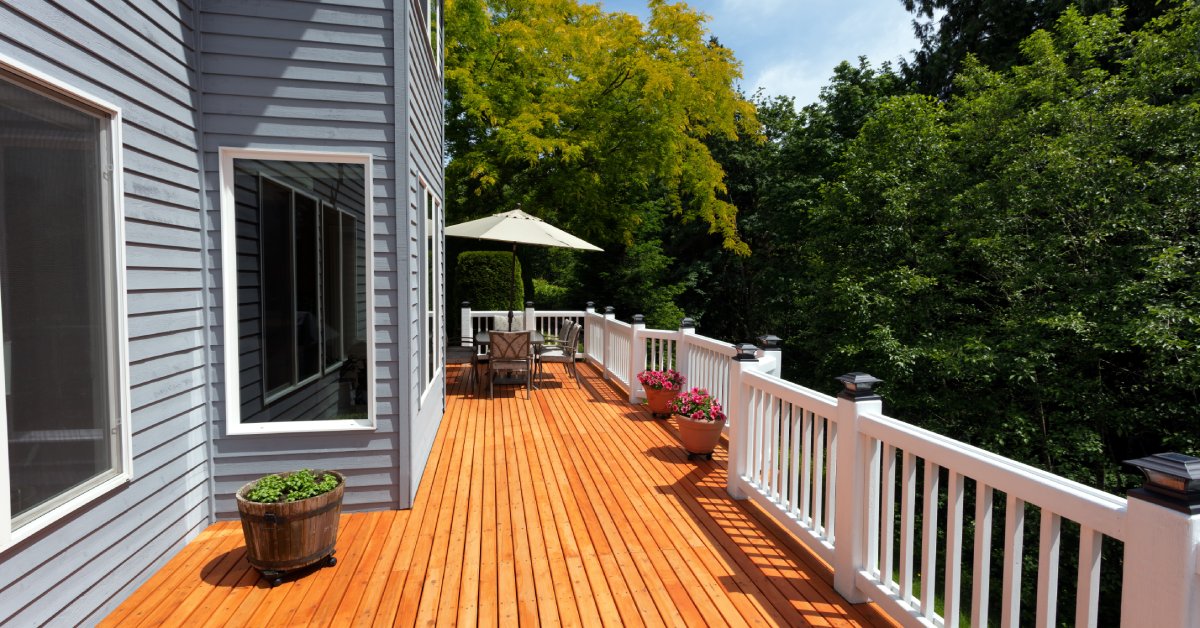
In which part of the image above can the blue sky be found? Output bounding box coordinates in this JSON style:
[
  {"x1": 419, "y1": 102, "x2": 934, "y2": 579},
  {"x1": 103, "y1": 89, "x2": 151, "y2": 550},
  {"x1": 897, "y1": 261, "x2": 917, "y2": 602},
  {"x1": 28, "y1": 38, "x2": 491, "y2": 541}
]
[{"x1": 596, "y1": 0, "x2": 921, "y2": 107}]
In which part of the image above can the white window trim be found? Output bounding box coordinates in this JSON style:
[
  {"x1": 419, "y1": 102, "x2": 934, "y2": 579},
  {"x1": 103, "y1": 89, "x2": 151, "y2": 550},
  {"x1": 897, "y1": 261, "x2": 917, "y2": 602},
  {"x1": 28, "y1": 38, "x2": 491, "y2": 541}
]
[
  {"x1": 219, "y1": 148, "x2": 375, "y2": 436},
  {"x1": 0, "y1": 53, "x2": 132, "y2": 549},
  {"x1": 418, "y1": 176, "x2": 443, "y2": 409},
  {"x1": 427, "y1": 0, "x2": 442, "y2": 73}
]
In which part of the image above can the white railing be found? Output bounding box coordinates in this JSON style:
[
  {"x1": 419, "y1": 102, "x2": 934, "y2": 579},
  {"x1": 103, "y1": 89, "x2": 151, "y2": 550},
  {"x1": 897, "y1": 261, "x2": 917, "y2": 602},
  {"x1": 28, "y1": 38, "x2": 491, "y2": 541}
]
[
  {"x1": 458, "y1": 302, "x2": 1200, "y2": 627},
  {"x1": 681, "y1": 333, "x2": 737, "y2": 411},
  {"x1": 853, "y1": 412, "x2": 1127, "y2": 627},
  {"x1": 733, "y1": 370, "x2": 840, "y2": 564}
]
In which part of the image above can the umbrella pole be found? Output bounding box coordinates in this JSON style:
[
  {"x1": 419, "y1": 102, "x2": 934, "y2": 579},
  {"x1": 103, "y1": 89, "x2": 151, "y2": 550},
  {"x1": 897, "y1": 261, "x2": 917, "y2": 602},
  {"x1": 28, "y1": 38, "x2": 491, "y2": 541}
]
[{"x1": 508, "y1": 243, "x2": 516, "y2": 330}]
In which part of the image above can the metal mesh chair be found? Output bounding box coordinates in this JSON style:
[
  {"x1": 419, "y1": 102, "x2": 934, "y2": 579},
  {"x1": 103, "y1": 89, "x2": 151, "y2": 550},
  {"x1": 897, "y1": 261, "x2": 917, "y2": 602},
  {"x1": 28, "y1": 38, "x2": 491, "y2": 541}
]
[
  {"x1": 536, "y1": 321, "x2": 580, "y2": 385},
  {"x1": 487, "y1": 330, "x2": 533, "y2": 399}
]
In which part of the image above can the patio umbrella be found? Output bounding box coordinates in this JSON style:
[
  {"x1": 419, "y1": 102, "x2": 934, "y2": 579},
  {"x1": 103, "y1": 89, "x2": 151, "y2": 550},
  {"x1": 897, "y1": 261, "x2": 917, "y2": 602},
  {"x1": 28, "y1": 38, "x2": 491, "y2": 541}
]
[{"x1": 445, "y1": 209, "x2": 602, "y2": 328}]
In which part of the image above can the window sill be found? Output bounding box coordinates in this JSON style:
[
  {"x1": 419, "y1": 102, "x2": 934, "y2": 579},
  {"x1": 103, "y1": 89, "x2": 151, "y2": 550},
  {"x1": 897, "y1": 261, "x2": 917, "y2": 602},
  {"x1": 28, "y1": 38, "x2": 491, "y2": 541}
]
[
  {"x1": 5, "y1": 471, "x2": 130, "y2": 550},
  {"x1": 224, "y1": 416, "x2": 375, "y2": 436}
]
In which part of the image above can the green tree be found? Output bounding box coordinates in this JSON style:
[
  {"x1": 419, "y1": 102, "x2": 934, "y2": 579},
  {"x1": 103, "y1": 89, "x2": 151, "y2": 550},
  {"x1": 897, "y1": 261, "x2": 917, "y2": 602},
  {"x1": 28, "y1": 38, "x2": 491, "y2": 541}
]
[
  {"x1": 444, "y1": 0, "x2": 757, "y2": 258},
  {"x1": 797, "y1": 4, "x2": 1200, "y2": 489},
  {"x1": 899, "y1": 0, "x2": 1169, "y2": 96}
]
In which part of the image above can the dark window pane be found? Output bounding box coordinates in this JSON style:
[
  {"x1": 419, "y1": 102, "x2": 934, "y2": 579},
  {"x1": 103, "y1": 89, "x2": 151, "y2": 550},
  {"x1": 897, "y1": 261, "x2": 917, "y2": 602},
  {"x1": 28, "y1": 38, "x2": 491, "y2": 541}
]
[
  {"x1": 342, "y1": 214, "x2": 360, "y2": 349},
  {"x1": 294, "y1": 194, "x2": 320, "y2": 380},
  {"x1": 0, "y1": 74, "x2": 116, "y2": 520},
  {"x1": 260, "y1": 178, "x2": 293, "y2": 395},
  {"x1": 236, "y1": 160, "x2": 367, "y2": 423},
  {"x1": 322, "y1": 204, "x2": 342, "y2": 367}
]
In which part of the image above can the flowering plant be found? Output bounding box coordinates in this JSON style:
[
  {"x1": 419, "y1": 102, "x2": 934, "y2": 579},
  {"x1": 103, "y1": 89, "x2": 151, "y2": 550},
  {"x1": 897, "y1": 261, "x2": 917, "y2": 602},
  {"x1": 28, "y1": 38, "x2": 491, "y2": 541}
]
[
  {"x1": 670, "y1": 387, "x2": 726, "y2": 423},
  {"x1": 637, "y1": 368, "x2": 686, "y2": 391}
]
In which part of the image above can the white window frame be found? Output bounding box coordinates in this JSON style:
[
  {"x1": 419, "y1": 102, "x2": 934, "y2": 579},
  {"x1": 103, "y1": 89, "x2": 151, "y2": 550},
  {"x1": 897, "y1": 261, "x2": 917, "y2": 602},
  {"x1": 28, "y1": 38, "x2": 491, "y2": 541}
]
[
  {"x1": 418, "y1": 176, "x2": 443, "y2": 407},
  {"x1": 219, "y1": 148, "x2": 375, "y2": 435},
  {"x1": 0, "y1": 53, "x2": 132, "y2": 549},
  {"x1": 427, "y1": 0, "x2": 442, "y2": 73}
]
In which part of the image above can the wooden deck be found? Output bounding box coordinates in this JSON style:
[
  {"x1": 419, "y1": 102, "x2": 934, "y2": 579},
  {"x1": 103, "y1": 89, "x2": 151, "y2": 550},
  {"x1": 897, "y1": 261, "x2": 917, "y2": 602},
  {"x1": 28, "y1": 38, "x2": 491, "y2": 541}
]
[{"x1": 103, "y1": 363, "x2": 896, "y2": 627}]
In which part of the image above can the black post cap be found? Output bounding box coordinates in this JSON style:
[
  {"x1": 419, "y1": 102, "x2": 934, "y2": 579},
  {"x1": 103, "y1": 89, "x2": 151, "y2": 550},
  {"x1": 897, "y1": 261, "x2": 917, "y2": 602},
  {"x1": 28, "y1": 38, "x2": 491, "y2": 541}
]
[
  {"x1": 757, "y1": 334, "x2": 782, "y2": 350},
  {"x1": 632, "y1": 314, "x2": 645, "y2": 324},
  {"x1": 1125, "y1": 453, "x2": 1200, "y2": 514},
  {"x1": 733, "y1": 343, "x2": 759, "y2": 362},
  {"x1": 461, "y1": 300, "x2": 470, "y2": 308},
  {"x1": 836, "y1": 372, "x2": 883, "y2": 401},
  {"x1": 604, "y1": 306, "x2": 614, "y2": 314},
  {"x1": 525, "y1": 301, "x2": 534, "y2": 307},
  {"x1": 586, "y1": 301, "x2": 595, "y2": 308},
  {"x1": 680, "y1": 317, "x2": 696, "y2": 330}
]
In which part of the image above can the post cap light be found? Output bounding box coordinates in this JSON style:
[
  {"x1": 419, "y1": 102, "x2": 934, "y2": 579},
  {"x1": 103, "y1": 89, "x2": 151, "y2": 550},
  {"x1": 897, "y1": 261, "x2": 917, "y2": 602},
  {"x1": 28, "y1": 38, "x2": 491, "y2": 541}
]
[
  {"x1": 1125, "y1": 452, "x2": 1200, "y2": 514},
  {"x1": 461, "y1": 300, "x2": 470, "y2": 307},
  {"x1": 586, "y1": 301, "x2": 594, "y2": 308},
  {"x1": 632, "y1": 314, "x2": 645, "y2": 324},
  {"x1": 604, "y1": 306, "x2": 614, "y2": 314},
  {"x1": 757, "y1": 334, "x2": 782, "y2": 350},
  {"x1": 680, "y1": 317, "x2": 696, "y2": 329},
  {"x1": 733, "y1": 343, "x2": 758, "y2": 362},
  {"x1": 836, "y1": 372, "x2": 883, "y2": 400},
  {"x1": 525, "y1": 301, "x2": 533, "y2": 307}
]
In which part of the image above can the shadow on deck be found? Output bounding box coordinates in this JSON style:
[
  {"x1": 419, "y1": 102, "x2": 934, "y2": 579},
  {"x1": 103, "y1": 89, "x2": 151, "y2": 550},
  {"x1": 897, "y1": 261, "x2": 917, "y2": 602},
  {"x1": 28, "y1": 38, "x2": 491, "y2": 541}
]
[{"x1": 102, "y1": 362, "x2": 896, "y2": 626}]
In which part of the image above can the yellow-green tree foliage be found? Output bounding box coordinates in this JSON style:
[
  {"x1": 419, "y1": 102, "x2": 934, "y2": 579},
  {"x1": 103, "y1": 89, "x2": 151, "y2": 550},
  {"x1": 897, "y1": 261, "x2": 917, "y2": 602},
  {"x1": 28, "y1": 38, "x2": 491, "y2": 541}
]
[{"x1": 445, "y1": 0, "x2": 757, "y2": 254}]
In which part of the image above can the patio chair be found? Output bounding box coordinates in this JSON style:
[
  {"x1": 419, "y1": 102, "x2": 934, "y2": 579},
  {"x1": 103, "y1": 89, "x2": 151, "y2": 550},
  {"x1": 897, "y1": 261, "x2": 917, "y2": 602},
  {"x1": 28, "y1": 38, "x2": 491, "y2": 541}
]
[
  {"x1": 488, "y1": 330, "x2": 533, "y2": 399},
  {"x1": 537, "y1": 321, "x2": 580, "y2": 385},
  {"x1": 467, "y1": 341, "x2": 489, "y2": 393}
]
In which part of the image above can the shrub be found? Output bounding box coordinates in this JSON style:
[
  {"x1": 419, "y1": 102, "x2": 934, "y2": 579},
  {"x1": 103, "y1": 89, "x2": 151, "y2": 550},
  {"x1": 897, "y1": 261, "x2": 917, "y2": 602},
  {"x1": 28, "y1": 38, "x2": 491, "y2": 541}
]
[
  {"x1": 244, "y1": 469, "x2": 340, "y2": 503},
  {"x1": 457, "y1": 251, "x2": 523, "y2": 310},
  {"x1": 532, "y1": 278, "x2": 569, "y2": 309}
]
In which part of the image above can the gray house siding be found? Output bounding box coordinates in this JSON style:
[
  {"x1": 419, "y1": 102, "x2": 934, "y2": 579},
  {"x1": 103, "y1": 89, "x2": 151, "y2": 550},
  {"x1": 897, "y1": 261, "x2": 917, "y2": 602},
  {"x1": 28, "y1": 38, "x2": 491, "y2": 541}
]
[
  {"x1": 405, "y1": 0, "x2": 445, "y2": 501},
  {"x1": 0, "y1": 0, "x2": 444, "y2": 622},
  {"x1": 199, "y1": 0, "x2": 414, "y2": 517},
  {"x1": 0, "y1": 1, "x2": 212, "y2": 626}
]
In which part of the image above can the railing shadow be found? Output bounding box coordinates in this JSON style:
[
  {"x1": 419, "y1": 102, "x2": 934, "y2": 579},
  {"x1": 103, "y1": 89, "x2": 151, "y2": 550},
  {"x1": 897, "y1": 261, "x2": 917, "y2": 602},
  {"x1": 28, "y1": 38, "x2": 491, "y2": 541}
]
[{"x1": 579, "y1": 377, "x2": 896, "y2": 626}]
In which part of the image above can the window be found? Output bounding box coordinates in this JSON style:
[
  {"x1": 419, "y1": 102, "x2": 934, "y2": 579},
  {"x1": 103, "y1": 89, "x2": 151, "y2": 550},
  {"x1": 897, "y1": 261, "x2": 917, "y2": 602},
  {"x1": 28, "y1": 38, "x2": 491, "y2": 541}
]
[
  {"x1": 428, "y1": 0, "x2": 442, "y2": 72},
  {"x1": 419, "y1": 177, "x2": 442, "y2": 397},
  {"x1": 0, "y1": 55, "x2": 130, "y2": 546},
  {"x1": 220, "y1": 150, "x2": 373, "y2": 435}
]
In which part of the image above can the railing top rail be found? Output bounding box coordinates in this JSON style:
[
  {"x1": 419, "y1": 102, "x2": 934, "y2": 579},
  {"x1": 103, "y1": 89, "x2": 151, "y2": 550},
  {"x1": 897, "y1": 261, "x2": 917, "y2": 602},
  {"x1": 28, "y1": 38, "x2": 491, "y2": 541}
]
[
  {"x1": 743, "y1": 369, "x2": 839, "y2": 416},
  {"x1": 860, "y1": 411, "x2": 1127, "y2": 539},
  {"x1": 685, "y1": 333, "x2": 738, "y2": 356},
  {"x1": 607, "y1": 318, "x2": 633, "y2": 330},
  {"x1": 468, "y1": 310, "x2": 511, "y2": 317},
  {"x1": 641, "y1": 328, "x2": 678, "y2": 340},
  {"x1": 531, "y1": 310, "x2": 587, "y2": 317}
]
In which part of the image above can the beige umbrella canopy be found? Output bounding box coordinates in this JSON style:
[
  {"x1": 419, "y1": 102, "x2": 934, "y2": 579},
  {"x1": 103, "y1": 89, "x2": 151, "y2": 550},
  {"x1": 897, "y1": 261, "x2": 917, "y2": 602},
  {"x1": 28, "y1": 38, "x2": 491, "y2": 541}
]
[{"x1": 446, "y1": 209, "x2": 602, "y2": 327}]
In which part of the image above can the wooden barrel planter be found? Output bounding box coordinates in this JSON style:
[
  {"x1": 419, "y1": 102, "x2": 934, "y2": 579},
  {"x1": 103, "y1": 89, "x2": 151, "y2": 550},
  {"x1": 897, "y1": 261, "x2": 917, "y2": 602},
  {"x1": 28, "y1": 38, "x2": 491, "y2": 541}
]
[{"x1": 235, "y1": 470, "x2": 345, "y2": 586}]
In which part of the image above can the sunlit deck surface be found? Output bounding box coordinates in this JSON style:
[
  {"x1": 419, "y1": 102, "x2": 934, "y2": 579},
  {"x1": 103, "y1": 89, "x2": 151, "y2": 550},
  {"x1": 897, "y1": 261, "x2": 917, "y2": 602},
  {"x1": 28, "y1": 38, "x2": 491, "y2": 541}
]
[{"x1": 103, "y1": 362, "x2": 895, "y2": 627}]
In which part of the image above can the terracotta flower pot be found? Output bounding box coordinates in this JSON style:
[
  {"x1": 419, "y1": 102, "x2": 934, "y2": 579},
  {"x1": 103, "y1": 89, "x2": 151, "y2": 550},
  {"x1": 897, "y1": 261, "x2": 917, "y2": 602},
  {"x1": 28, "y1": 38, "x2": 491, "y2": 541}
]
[
  {"x1": 644, "y1": 387, "x2": 679, "y2": 418},
  {"x1": 675, "y1": 414, "x2": 725, "y2": 460}
]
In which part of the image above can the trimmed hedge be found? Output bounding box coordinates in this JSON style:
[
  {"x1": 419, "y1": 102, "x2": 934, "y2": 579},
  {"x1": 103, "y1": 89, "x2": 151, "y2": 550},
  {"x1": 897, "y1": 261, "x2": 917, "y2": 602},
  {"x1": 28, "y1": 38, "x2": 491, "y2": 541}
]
[{"x1": 457, "y1": 251, "x2": 523, "y2": 311}]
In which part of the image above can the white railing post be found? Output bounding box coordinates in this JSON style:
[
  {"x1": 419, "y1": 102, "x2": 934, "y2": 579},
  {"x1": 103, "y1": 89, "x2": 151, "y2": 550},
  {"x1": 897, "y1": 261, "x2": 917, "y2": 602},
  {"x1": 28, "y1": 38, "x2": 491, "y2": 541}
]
[
  {"x1": 583, "y1": 302, "x2": 595, "y2": 361},
  {"x1": 1120, "y1": 453, "x2": 1200, "y2": 628},
  {"x1": 831, "y1": 372, "x2": 884, "y2": 604},
  {"x1": 460, "y1": 301, "x2": 473, "y2": 346},
  {"x1": 629, "y1": 314, "x2": 646, "y2": 403},
  {"x1": 603, "y1": 306, "x2": 614, "y2": 380},
  {"x1": 725, "y1": 343, "x2": 759, "y2": 501},
  {"x1": 524, "y1": 301, "x2": 535, "y2": 332},
  {"x1": 757, "y1": 334, "x2": 783, "y2": 379},
  {"x1": 677, "y1": 317, "x2": 695, "y2": 383}
]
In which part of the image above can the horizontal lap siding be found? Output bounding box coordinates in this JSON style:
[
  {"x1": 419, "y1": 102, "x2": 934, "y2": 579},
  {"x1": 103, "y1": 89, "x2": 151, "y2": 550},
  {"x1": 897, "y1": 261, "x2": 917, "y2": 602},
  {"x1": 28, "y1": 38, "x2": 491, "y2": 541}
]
[
  {"x1": 0, "y1": 1, "x2": 210, "y2": 626},
  {"x1": 405, "y1": 0, "x2": 445, "y2": 503},
  {"x1": 200, "y1": 0, "x2": 403, "y2": 517}
]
